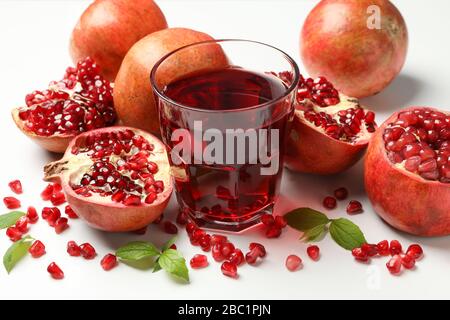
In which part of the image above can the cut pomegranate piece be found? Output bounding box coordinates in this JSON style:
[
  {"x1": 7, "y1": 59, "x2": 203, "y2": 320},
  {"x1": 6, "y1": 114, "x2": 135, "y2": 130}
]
[
  {"x1": 8, "y1": 180, "x2": 23, "y2": 194},
  {"x1": 365, "y1": 107, "x2": 450, "y2": 236},
  {"x1": 47, "y1": 262, "x2": 64, "y2": 280},
  {"x1": 386, "y1": 255, "x2": 402, "y2": 275},
  {"x1": 190, "y1": 254, "x2": 209, "y2": 269},
  {"x1": 54, "y1": 217, "x2": 69, "y2": 234},
  {"x1": 306, "y1": 245, "x2": 320, "y2": 261},
  {"x1": 323, "y1": 196, "x2": 337, "y2": 210},
  {"x1": 6, "y1": 227, "x2": 22, "y2": 242},
  {"x1": 43, "y1": 127, "x2": 172, "y2": 232},
  {"x1": 14, "y1": 216, "x2": 28, "y2": 233},
  {"x1": 346, "y1": 200, "x2": 363, "y2": 214},
  {"x1": 101, "y1": 254, "x2": 118, "y2": 271},
  {"x1": 162, "y1": 221, "x2": 178, "y2": 234},
  {"x1": 64, "y1": 205, "x2": 79, "y2": 219},
  {"x1": 220, "y1": 261, "x2": 238, "y2": 278},
  {"x1": 3, "y1": 197, "x2": 21, "y2": 209},
  {"x1": 285, "y1": 75, "x2": 376, "y2": 174},
  {"x1": 285, "y1": 255, "x2": 302, "y2": 271},
  {"x1": 389, "y1": 240, "x2": 403, "y2": 256},
  {"x1": 80, "y1": 243, "x2": 97, "y2": 259},
  {"x1": 12, "y1": 57, "x2": 116, "y2": 153},
  {"x1": 406, "y1": 244, "x2": 424, "y2": 260},
  {"x1": 67, "y1": 241, "x2": 82, "y2": 256},
  {"x1": 26, "y1": 206, "x2": 39, "y2": 224},
  {"x1": 29, "y1": 240, "x2": 46, "y2": 258}
]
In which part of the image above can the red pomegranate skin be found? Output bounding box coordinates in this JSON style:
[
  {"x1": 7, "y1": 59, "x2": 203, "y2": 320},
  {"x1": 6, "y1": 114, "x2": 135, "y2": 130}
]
[
  {"x1": 365, "y1": 108, "x2": 450, "y2": 236},
  {"x1": 70, "y1": 0, "x2": 168, "y2": 81},
  {"x1": 300, "y1": 0, "x2": 408, "y2": 98}
]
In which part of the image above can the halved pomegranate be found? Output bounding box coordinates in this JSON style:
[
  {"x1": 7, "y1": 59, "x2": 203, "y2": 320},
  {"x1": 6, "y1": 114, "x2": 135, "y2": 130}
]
[
  {"x1": 12, "y1": 57, "x2": 116, "y2": 153},
  {"x1": 284, "y1": 75, "x2": 376, "y2": 174},
  {"x1": 365, "y1": 107, "x2": 450, "y2": 236},
  {"x1": 43, "y1": 127, "x2": 172, "y2": 232}
]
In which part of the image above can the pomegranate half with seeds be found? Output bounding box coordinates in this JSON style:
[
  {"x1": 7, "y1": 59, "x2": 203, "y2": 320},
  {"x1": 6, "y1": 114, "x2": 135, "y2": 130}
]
[
  {"x1": 285, "y1": 75, "x2": 376, "y2": 174},
  {"x1": 365, "y1": 107, "x2": 450, "y2": 236},
  {"x1": 43, "y1": 127, "x2": 172, "y2": 232},
  {"x1": 12, "y1": 58, "x2": 116, "y2": 153}
]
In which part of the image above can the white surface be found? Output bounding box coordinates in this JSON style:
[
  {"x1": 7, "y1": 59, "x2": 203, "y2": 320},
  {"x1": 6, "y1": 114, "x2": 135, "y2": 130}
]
[{"x1": 0, "y1": 0, "x2": 449, "y2": 300}]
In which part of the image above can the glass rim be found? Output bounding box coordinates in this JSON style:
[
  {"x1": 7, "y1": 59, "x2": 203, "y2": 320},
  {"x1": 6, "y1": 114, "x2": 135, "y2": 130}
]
[{"x1": 150, "y1": 39, "x2": 300, "y2": 113}]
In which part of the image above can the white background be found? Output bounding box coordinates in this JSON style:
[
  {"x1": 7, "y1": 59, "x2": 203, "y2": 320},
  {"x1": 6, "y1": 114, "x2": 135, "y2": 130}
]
[{"x1": 0, "y1": 0, "x2": 449, "y2": 300}]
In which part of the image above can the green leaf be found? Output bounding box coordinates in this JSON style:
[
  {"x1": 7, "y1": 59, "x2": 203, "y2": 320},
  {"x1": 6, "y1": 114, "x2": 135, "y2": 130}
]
[
  {"x1": 0, "y1": 211, "x2": 26, "y2": 229},
  {"x1": 161, "y1": 236, "x2": 177, "y2": 252},
  {"x1": 300, "y1": 224, "x2": 328, "y2": 242},
  {"x1": 116, "y1": 241, "x2": 160, "y2": 261},
  {"x1": 3, "y1": 235, "x2": 34, "y2": 273},
  {"x1": 329, "y1": 218, "x2": 367, "y2": 250},
  {"x1": 158, "y1": 249, "x2": 189, "y2": 282},
  {"x1": 153, "y1": 261, "x2": 162, "y2": 273},
  {"x1": 285, "y1": 208, "x2": 330, "y2": 231}
]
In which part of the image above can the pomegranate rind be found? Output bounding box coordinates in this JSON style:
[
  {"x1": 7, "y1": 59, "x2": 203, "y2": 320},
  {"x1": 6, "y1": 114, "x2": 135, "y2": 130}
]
[
  {"x1": 44, "y1": 127, "x2": 173, "y2": 232},
  {"x1": 364, "y1": 107, "x2": 450, "y2": 236}
]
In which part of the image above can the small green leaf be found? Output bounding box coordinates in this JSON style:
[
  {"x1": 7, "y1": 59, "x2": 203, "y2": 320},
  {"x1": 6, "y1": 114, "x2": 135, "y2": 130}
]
[
  {"x1": 3, "y1": 235, "x2": 34, "y2": 274},
  {"x1": 161, "y1": 236, "x2": 177, "y2": 252},
  {"x1": 0, "y1": 211, "x2": 26, "y2": 229},
  {"x1": 329, "y1": 218, "x2": 367, "y2": 250},
  {"x1": 285, "y1": 208, "x2": 330, "y2": 231},
  {"x1": 158, "y1": 249, "x2": 189, "y2": 282},
  {"x1": 300, "y1": 224, "x2": 328, "y2": 242},
  {"x1": 153, "y1": 261, "x2": 162, "y2": 273},
  {"x1": 116, "y1": 241, "x2": 160, "y2": 261}
]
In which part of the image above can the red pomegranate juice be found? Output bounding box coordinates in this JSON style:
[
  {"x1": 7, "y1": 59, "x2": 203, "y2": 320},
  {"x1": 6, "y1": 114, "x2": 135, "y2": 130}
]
[{"x1": 160, "y1": 67, "x2": 293, "y2": 231}]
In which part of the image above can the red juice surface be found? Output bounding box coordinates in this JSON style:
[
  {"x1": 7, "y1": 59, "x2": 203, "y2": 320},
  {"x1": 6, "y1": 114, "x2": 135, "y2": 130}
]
[{"x1": 160, "y1": 67, "x2": 293, "y2": 231}]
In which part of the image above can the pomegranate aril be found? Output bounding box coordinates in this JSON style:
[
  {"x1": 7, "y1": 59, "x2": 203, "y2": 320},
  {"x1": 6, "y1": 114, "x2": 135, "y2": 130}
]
[
  {"x1": 265, "y1": 226, "x2": 282, "y2": 238},
  {"x1": 210, "y1": 234, "x2": 227, "y2": 245},
  {"x1": 389, "y1": 240, "x2": 402, "y2": 256},
  {"x1": 123, "y1": 194, "x2": 141, "y2": 206},
  {"x1": 55, "y1": 217, "x2": 69, "y2": 234},
  {"x1": 199, "y1": 234, "x2": 211, "y2": 252},
  {"x1": 6, "y1": 227, "x2": 22, "y2": 242},
  {"x1": 101, "y1": 254, "x2": 118, "y2": 271},
  {"x1": 376, "y1": 240, "x2": 390, "y2": 256},
  {"x1": 334, "y1": 187, "x2": 348, "y2": 200},
  {"x1": 26, "y1": 206, "x2": 38, "y2": 223},
  {"x1": 285, "y1": 255, "x2": 302, "y2": 271},
  {"x1": 228, "y1": 249, "x2": 245, "y2": 266},
  {"x1": 176, "y1": 210, "x2": 188, "y2": 225},
  {"x1": 306, "y1": 245, "x2": 320, "y2": 261},
  {"x1": 261, "y1": 214, "x2": 275, "y2": 226},
  {"x1": 249, "y1": 243, "x2": 266, "y2": 258},
  {"x1": 185, "y1": 222, "x2": 197, "y2": 235},
  {"x1": 245, "y1": 250, "x2": 259, "y2": 265},
  {"x1": 386, "y1": 255, "x2": 402, "y2": 275},
  {"x1": 162, "y1": 221, "x2": 178, "y2": 234},
  {"x1": 323, "y1": 196, "x2": 337, "y2": 210},
  {"x1": 401, "y1": 254, "x2": 415, "y2": 269},
  {"x1": 406, "y1": 244, "x2": 423, "y2": 260},
  {"x1": 361, "y1": 243, "x2": 378, "y2": 257},
  {"x1": 352, "y1": 247, "x2": 369, "y2": 262},
  {"x1": 41, "y1": 184, "x2": 54, "y2": 201},
  {"x1": 14, "y1": 216, "x2": 28, "y2": 233},
  {"x1": 144, "y1": 193, "x2": 157, "y2": 204},
  {"x1": 274, "y1": 215, "x2": 287, "y2": 228},
  {"x1": 220, "y1": 242, "x2": 236, "y2": 259},
  {"x1": 3, "y1": 197, "x2": 21, "y2": 209},
  {"x1": 212, "y1": 243, "x2": 224, "y2": 262},
  {"x1": 51, "y1": 192, "x2": 66, "y2": 206},
  {"x1": 42, "y1": 207, "x2": 61, "y2": 227},
  {"x1": 67, "y1": 241, "x2": 81, "y2": 256},
  {"x1": 29, "y1": 240, "x2": 46, "y2": 258},
  {"x1": 47, "y1": 262, "x2": 64, "y2": 280},
  {"x1": 346, "y1": 200, "x2": 363, "y2": 214},
  {"x1": 190, "y1": 254, "x2": 209, "y2": 269},
  {"x1": 64, "y1": 205, "x2": 78, "y2": 219},
  {"x1": 8, "y1": 180, "x2": 23, "y2": 194},
  {"x1": 80, "y1": 243, "x2": 97, "y2": 259},
  {"x1": 221, "y1": 261, "x2": 238, "y2": 278}
]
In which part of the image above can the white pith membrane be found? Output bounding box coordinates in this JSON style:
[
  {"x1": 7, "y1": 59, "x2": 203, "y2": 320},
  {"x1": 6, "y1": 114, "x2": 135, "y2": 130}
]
[
  {"x1": 383, "y1": 108, "x2": 450, "y2": 183},
  {"x1": 64, "y1": 129, "x2": 170, "y2": 206}
]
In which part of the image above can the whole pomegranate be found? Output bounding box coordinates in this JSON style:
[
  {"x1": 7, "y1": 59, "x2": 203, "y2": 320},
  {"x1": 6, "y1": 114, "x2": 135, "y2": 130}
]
[
  {"x1": 12, "y1": 57, "x2": 116, "y2": 153},
  {"x1": 114, "y1": 28, "x2": 228, "y2": 135},
  {"x1": 284, "y1": 74, "x2": 376, "y2": 174},
  {"x1": 365, "y1": 107, "x2": 450, "y2": 236},
  {"x1": 70, "y1": 0, "x2": 168, "y2": 81},
  {"x1": 44, "y1": 127, "x2": 172, "y2": 232},
  {"x1": 300, "y1": 0, "x2": 408, "y2": 98}
]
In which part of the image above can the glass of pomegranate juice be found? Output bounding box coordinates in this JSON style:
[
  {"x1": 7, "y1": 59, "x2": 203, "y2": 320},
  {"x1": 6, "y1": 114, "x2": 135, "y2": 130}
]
[{"x1": 151, "y1": 40, "x2": 299, "y2": 231}]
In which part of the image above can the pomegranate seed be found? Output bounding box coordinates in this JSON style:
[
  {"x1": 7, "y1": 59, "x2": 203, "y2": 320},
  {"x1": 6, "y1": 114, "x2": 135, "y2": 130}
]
[
  {"x1": 26, "y1": 206, "x2": 38, "y2": 223},
  {"x1": 132, "y1": 227, "x2": 147, "y2": 235},
  {"x1": 401, "y1": 254, "x2": 416, "y2": 269},
  {"x1": 176, "y1": 210, "x2": 188, "y2": 225},
  {"x1": 199, "y1": 234, "x2": 211, "y2": 252},
  {"x1": 6, "y1": 227, "x2": 22, "y2": 242},
  {"x1": 123, "y1": 194, "x2": 141, "y2": 206},
  {"x1": 306, "y1": 245, "x2": 320, "y2": 261},
  {"x1": 389, "y1": 240, "x2": 402, "y2": 255},
  {"x1": 261, "y1": 214, "x2": 275, "y2": 226},
  {"x1": 185, "y1": 222, "x2": 197, "y2": 235},
  {"x1": 3, "y1": 197, "x2": 21, "y2": 209},
  {"x1": 228, "y1": 249, "x2": 245, "y2": 266},
  {"x1": 406, "y1": 244, "x2": 424, "y2": 260},
  {"x1": 323, "y1": 196, "x2": 337, "y2": 209},
  {"x1": 285, "y1": 255, "x2": 302, "y2": 271},
  {"x1": 80, "y1": 243, "x2": 96, "y2": 259},
  {"x1": 221, "y1": 261, "x2": 238, "y2": 278},
  {"x1": 169, "y1": 244, "x2": 177, "y2": 250},
  {"x1": 265, "y1": 226, "x2": 282, "y2": 238},
  {"x1": 274, "y1": 215, "x2": 287, "y2": 228},
  {"x1": 190, "y1": 254, "x2": 209, "y2": 269},
  {"x1": 249, "y1": 243, "x2": 266, "y2": 257},
  {"x1": 50, "y1": 192, "x2": 66, "y2": 206},
  {"x1": 41, "y1": 184, "x2": 54, "y2": 201},
  {"x1": 55, "y1": 217, "x2": 69, "y2": 234},
  {"x1": 144, "y1": 193, "x2": 157, "y2": 204},
  {"x1": 352, "y1": 247, "x2": 369, "y2": 262},
  {"x1": 15, "y1": 216, "x2": 28, "y2": 233},
  {"x1": 64, "y1": 205, "x2": 78, "y2": 219},
  {"x1": 42, "y1": 207, "x2": 61, "y2": 227},
  {"x1": 245, "y1": 250, "x2": 259, "y2": 265},
  {"x1": 8, "y1": 180, "x2": 23, "y2": 194},
  {"x1": 220, "y1": 242, "x2": 236, "y2": 259},
  {"x1": 386, "y1": 255, "x2": 402, "y2": 275},
  {"x1": 212, "y1": 243, "x2": 224, "y2": 262},
  {"x1": 210, "y1": 234, "x2": 227, "y2": 245},
  {"x1": 361, "y1": 243, "x2": 378, "y2": 257},
  {"x1": 47, "y1": 262, "x2": 64, "y2": 280},
  {"x1": 334, "y1": 187, "x2": 348, "y2": 200},
  {"x1": 29, "y1": 240, "x2": 46, "y2": 258},
  {"x1": 346, "y1": 200, "x2": 363, "y2": 214},
  {"x1": 67, "y1": 241, "x2": 81, "y2": 256},
  {"x1": 101, "y1": 254, "x2": 118, "y2": 271},
  {"x1": 161, "y1": 221, "x2": 177, "y2": 234},
  {"x1": 376, "y1": 240, "x2": 390, "y2": 256}
]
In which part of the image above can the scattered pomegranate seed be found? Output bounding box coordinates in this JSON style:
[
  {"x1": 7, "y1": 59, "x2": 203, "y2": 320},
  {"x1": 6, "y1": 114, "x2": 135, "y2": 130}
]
[
  {"x1": 265, "y1": 226, "x2": 282, "y2": 238},
  {"x1": 41, "y1": 184, "x2": 54, "y2": 201},
  {"x1": 169, "y1": 244, "x2": 177, "y2": 250},
  {"x1": 261, "y1": 214, "x2": 275, "y2": 226},
  {"x1": 210, "y1": 234, "x2": 227, "y2": 245},
  {"x1": 190, "y1": 254, "x2": 209, "y2": 269},
  {"x1": 101, "y1": 254, "x2": 118, "y2": 271},
  {"x1": 220, "y1": 242, "x2": 236, "y2": 259},
  {"x1": 80, "y1": 243, "x2": 97, "y2": 259},
  {"x1": 212, "y1": 243, "x2": 224, "y2": 262},
  {"x1": 64, "y1": 205, "x2": 78, "y2": 219},
  {"x1": 50, "y1": 192, "x2": 66, "y2": 206},
  {"x1": 26, "y1": 206, "x2": 38, "y2": 223},
  {"x1": 3, "y1": 197, "x2": 21, "y2": 209},
  {"x1": 228, "y1": 249, "x2": 245, "y2": 266},
  {"x1": 199, "y1": 234, "x2": 211, "y2": 252},
  {"x1": 386, "y1": 255, "x2": 402, "y2": 275},
  {"x1": 42, "y1": 207, "x2": 61, "y2": 227},
  {"x1": 55, "y1": 217, "x2": 69, "y2": 234},
  {"x1": 15, "y1": 216, "x2": 29, "y2": 233},
  {"x1": 185, "y1": 222, "x2": 196, "y2": 234},
  {"x1": 376, "y1": 240, "x2": 390, "y2": 256},
  {"x1": 307, "y1": 245, "x2": 320, "y2": 261},
  {"x1": 221, "y1": 261, "x2": 238, "y2": 278},
  {"x1": 176, "y1": 210, "x2": 188, "y2": 225},
  {"x1": 274, "y1": 215, "x2": 287, "y2": 228},
  {"x1": 361, "y1": 243, "x2": 378, "y2": 257},
  {"x1": 249, "y1": 243, "x2": 266, "y2": 258},
  {"x1": 346, "y1": 200, "x2": 363, "y2": 214},
  {"x1": 8, "y1": 180, "x2": 23, "y2": 194},
  {"x1": 334, "y1": 187, "x2": 348, "y2": 200},
  {"x1": 67, "y1": 241, "x2": 81, "y2": 256},
  {"x1": 29, "y1": 240, "x2": 46, "y2": 258},
  {"x1": 406, "y1": 244, "x2": 423, "y2": 260},
  {"x1": 6, "y1": 227, "x2": 22, "y2": 242},
  {"x1": 47, "y1": 262, "x2": 64, "y2": 280},
  {"x1": 285, "y1": 255, "x2": 302, "y2": 271},
  {"x1": 401, "y1": 254, "x2": 416, "y2": 269},
  {"x1": 351, "y1": 247, "x2": 369, "y2": 262},
  {"x1": 132, "y1": 227, "x2": 147, "y2": 235},
  {"x1": 162, "y1": 221, "x2": 178, "y2": 234},
  {"x1": 245, "y1": 250, "x2": 259, "y2": 265},
  {"x1": 323, "y1": 196, "x2": 337, "y2": 209},
  {"x1": 389, "y1": 240, "x2": 402, "y2": 255}
]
